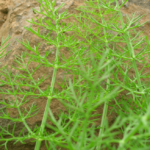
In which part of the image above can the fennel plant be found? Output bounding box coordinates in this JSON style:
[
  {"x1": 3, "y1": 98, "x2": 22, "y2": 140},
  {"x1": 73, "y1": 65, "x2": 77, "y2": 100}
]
[{"x1": 0, "y1": 0, "x2": 150, "y2": 150}]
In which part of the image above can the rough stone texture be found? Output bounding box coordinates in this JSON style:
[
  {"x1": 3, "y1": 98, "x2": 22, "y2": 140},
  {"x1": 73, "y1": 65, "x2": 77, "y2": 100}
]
[{"x1": 0, "y1": 0, "x2": 150, "y2": 149}]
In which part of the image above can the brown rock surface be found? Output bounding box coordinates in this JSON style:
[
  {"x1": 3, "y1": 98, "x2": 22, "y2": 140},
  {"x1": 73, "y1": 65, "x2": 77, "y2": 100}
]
[{"x1": 0, "y1": 0, "x2": 150, "y2": 149}]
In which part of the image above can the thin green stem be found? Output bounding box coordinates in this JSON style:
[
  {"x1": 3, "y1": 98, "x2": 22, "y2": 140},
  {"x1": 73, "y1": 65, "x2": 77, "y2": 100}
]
[
  {"x1": 34, "y1": 50, "x2": 58, "y2": 150},
  {"x1": 125, "y1": 31, "x2": 146, "y2": 102},
  {"x1": 96, "y1": 2, "x2": 111, "y2": 149},
  {"x1": 34, "y1": 2, "x2": 62, "y2": 149}
]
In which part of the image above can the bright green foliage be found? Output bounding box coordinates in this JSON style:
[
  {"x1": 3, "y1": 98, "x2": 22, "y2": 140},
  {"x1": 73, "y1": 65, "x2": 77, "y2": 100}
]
[
  {"x1": 0, "y1": 0, "x2": 150, "y2": 150},
  {"x1": 0, "y1": 35, "x2": 11, "y2": 62}
]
